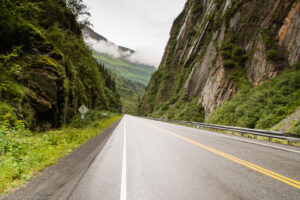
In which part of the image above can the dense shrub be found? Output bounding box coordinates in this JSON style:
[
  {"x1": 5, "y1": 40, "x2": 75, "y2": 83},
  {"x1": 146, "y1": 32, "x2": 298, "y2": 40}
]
[
  {"x1": 208, "y1": 68, "x2": 300, "y2": 132},
  {"x1": 192, "y1": 0, "x2": 204, "y2": 14},
  {"x1": 166, "y1": 98, "x2": 205, "y2": 122},
  {"x1": 69, "y1": 110, "x2": 110, "y2": 128},
  {"x1": 266, "y1": 49, "x2": 278, "y2": 61},
  {"x1": 293, "y1": 120, "x2": 300, "y2": 135},
  {"x1": 221, "y1": 37, "x2": 248, "y2": 68},
  {"x1": 223, "y1": 60, "x2": 236, "y2": 68}
]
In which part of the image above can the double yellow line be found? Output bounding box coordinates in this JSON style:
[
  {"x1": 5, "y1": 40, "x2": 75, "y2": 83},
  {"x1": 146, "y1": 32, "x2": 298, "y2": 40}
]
[{"x1": 147, "y1": 123, "x2": 300, "y2": 189}]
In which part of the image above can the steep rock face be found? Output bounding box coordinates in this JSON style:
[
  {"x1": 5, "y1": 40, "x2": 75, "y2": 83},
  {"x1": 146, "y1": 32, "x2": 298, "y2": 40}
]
[
  {"x1": 0, "y1": 0, "x2": 121, "y2": 130},
  {"x1": 140, "y1": 0, "x2": 300, "y2": 120}
]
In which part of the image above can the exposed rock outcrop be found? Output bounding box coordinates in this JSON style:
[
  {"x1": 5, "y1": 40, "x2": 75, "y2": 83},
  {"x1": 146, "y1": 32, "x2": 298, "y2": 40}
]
[{"x1": 140, "y1": 0, "x2": 300, "y2": 120}]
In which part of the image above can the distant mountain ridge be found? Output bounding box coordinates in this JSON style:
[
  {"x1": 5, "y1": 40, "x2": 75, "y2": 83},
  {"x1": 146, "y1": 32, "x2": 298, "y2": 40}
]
[{"x1": 82, "y1": 26, "x2": 135, "y2": 55}]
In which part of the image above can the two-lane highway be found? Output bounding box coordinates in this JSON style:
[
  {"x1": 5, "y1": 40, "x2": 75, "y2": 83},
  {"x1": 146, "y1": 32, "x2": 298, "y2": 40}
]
[
  {"x1": 69, "y1": 115, "x2": 300, "y2": 200},
  {"x1": 4, "y1": 115, "x2": 300, "y2": 200}
]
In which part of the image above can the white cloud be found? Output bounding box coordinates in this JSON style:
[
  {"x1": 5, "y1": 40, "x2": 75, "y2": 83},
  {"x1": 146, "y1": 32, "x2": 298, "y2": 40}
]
[
  {"x1": 83, "y1": 0, "x2": 186, "y2": 67},
  {"x1": 128, "y1": 48, "x2": 161, "y2": 67},
  {"x1": 84, "y1": 37, "x2": 161, "y2": 67}
]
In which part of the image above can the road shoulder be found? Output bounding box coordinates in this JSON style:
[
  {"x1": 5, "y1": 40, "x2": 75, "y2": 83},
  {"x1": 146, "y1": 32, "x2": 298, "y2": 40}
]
[{"x1": 2, "y1": 118, "x2": 122, "y2": 200}]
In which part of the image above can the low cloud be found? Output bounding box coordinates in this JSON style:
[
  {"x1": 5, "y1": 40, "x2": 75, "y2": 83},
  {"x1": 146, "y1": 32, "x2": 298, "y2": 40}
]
[
  {"x1": 127, "y1": 48, "x2": 160, "y2": 67},
  {"x1": 84, "y1": 37, "x2": 160, "y2": 67}
]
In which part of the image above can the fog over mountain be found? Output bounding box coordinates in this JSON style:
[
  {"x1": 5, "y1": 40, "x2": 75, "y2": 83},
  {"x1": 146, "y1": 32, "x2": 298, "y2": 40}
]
[{"x1": 82, "y1": 26, "x2": 158, "y2": 67}]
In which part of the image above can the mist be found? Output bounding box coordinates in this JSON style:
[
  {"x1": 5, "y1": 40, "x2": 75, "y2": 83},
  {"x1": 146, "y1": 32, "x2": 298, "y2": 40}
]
[{"x1": 84, "y1": 37, "x2": 160, "y2": 67}]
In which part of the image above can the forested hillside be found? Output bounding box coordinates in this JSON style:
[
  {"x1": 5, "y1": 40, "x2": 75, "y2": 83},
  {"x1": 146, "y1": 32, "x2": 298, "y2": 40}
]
[
  {"x1": 0, "y1": 0, "x2": 121, "y2": 130},
  {"x1": 93, "y1": 52, "x2": 154, "y2": 114},
  {"x1": 93, "y1": 52, "x2": 156, "y2": 86},
  {"x1": 81, "y1": 26, "x2": 156, "y2": 114},
  {"x1": 140, "y1": 0, "x2": 300, "y2": 134}
]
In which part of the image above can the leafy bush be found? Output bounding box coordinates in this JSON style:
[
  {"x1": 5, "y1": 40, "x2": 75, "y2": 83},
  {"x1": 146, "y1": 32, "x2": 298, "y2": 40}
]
[
  {"x1": 188, "y1": 30, "x2": 197, "y2": 38},
  {"x1": 266, "y1": 49, "x2": 278, "y2": 61},
  {"x1": 192, "y1": 0, "x2": 204, "y2": 14},
  {"x1": 295, "y1": 62, "x2": 300, "y2": 70},
  {"x1": 293, "y1": 120, "x2": 300, "y2": 135},
  {"x1": 208, "y1": 68, "x2": 300, "y2": 131},
  {"x1": 221, "y1": 36, "x2": 247, "y2": 68},
  {"x1": 166, "y1": 97, "x2": 205, "y2": 122},
  {"x1": 69, "y1": 110, "x2": 112, "y2": 128},
  {"x1": 0, "y1": 103, "x2": 19, "y2": 128},
  {"x1": 223, "y1": 59, "x2": 236, "y2": 68}
]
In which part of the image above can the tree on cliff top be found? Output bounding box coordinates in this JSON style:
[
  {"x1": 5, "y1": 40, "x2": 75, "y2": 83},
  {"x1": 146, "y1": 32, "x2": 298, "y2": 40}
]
[{"x1": 66, "y1": 0, "x2": 92, "y2": 27}]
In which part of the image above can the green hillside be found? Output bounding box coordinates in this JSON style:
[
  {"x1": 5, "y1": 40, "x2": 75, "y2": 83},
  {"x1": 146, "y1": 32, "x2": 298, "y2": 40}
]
[
  {"x1": 92, "y1": 51, "x2": 156, "y2": 114},
  {"x1": 112, "y1": 74, "x2": 145, "y2": 114},
  {"x1": 0, "y1": 0, "x2": 121, "y2": 130},
  {"x1": 93, "y1": 52, "x2": 156, "y2": 86}
]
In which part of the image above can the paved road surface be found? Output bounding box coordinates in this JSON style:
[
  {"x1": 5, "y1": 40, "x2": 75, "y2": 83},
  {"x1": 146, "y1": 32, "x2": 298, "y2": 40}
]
[
  {"x1": 69, "y1": 115, "x2": 300, "y2": 200},
  {"x1": 4, "y1": 115, "x2": 300, "y2": 199}
]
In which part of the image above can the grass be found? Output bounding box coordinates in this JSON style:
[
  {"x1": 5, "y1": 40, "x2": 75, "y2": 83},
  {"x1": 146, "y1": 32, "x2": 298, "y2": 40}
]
[{"x1": 0, "y1": 114, "x2": 121, "y2": 194}]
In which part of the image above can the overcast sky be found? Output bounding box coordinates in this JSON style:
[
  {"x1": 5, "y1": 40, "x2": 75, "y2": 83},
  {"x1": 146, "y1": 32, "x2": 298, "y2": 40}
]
[{"x1": 83, "y1": 0, "x2": 186, "y2": 66}]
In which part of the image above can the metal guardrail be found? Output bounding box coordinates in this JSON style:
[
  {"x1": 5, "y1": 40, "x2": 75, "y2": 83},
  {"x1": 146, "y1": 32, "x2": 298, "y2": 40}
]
[{"x1": 145, "y1": 117, "x2": 300, "y2": 145}]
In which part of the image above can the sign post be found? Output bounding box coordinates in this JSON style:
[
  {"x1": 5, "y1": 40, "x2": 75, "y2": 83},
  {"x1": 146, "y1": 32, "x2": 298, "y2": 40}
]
[{"x1": 78, "y1": 104, "x2": 89, "y2": 126}]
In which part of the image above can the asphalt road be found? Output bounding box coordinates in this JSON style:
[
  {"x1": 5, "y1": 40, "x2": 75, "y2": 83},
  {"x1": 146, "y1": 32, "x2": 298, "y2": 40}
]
[{"x1": 4, "y1": 115, "x2": 300, "y2": 199}]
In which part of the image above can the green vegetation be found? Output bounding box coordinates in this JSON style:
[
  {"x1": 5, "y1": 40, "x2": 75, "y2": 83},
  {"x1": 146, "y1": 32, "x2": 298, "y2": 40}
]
[
  {"x1": 166, "y1": 97, "x2": 205, "y2": 122},
  {"x1": 93, "y1": 52, "x2": 156, "y2": 86},
  {"x1": 208, "y1": 67, "x2": 300, "y2": 134},
  {"x1": 112, "y1": 73, "x2": 145, "y2": 115},
  {"x1": 221, "y1": 37, "x2": 248, "y2": 69},
  {"x1": 66, "y1": 0, "x2": 92, "y2": 27},
  {"x1": 192, "y1": 0, "x2": 204, "y2": 15},
  {"x1": 0, "y1": 0, "x2": 121, "y2": 129},
  {"x1": 258, "y1": 28, "x2": 280, "y2": 62},
  {"x1": 92, "y1": 52, "x2": 155, "y2": 114},
  {"x1": 147, "y1": 92, "x2": 205, "y2": 123},
  {"x1": 0, "y1": 0, "x2": 122, "y2": 193},
  {"x1": 0, "y1": 114, "x2": 121, "y2": 194},
  {"x1": 266, "y1": 49, "x2": 278, "y2": 61},
  {"x1": 293, "y1": 120, "x2": 300, "y2": 135}
]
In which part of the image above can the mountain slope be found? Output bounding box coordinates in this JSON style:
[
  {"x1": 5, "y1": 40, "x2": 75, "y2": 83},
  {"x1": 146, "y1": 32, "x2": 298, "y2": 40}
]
[
  {"x1": 93, "y1": 52, "x2": 156, "y2": 86},
  {"x1": 140, "y1": 0, "x2": 300, "y2": 133},
  {"x1": 112, "y1": 73, "x2": 146, "y2": 114},
  {"x1": 82, "y1": 27, "x2": 156, "y2": 86},
  {"x1": 82, "y1": 26, "x2": 156, "y2": 114},
  {"x1": 82, "y1": 26, "x2": 135, "y2": 54},
  {"x1": 0, "y1": 0, "x2": 121, "y2": 130}
]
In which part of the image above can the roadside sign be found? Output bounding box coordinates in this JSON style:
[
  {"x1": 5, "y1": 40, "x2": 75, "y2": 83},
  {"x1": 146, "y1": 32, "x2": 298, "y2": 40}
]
[{"x1": 78, "y1": 104, "x2": 89, "y2": 114}]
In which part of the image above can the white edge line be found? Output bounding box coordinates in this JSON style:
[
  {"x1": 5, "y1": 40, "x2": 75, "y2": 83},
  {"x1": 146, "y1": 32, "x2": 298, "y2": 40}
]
[
  {"x1": 138, "y1": 117, "x2": 300, "y2": 155},
  {"x1": 120, "y1": 116, "x2": 127, "y2": 200},
  {"x1": 216, "y1": 133, "x2": 300, "y2": 154}
]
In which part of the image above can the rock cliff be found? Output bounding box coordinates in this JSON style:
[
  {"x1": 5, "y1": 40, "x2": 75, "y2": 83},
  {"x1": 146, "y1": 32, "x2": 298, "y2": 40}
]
[{"x1": 140, "y1": 0, "x2": 300, "y2": 122}]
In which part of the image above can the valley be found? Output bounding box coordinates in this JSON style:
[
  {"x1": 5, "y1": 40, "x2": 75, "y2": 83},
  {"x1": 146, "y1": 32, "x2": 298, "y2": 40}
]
[{"x1": 1, "y1": 0, "x2": 300, "y2": 198}]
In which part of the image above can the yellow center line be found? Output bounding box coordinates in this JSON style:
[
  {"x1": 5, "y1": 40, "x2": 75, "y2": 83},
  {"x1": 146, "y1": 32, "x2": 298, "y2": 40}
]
[{"x1": 142, "y1": 120, "x2": 300, "y2": 189}]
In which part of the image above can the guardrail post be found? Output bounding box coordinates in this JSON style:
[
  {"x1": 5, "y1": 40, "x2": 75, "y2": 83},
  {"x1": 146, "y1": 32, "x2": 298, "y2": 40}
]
[
  {"x1": 254, "y1": 134, "x2": 257, "y2": 139},
  {"x1": 269, "y1": 137, "x2": 272, "y2": 142}
]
